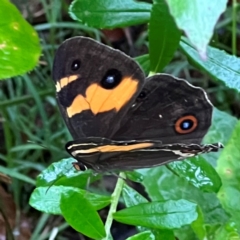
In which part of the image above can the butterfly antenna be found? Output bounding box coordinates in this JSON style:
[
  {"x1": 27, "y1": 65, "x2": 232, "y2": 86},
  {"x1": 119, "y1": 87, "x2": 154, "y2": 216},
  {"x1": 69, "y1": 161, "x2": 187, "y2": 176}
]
[
  {"x1": 27, "y1": 140, "x2": 49, "y2": 149},
  {"x1": 45, "y1": 165, "x2": 73, "y2": 193},
  {"x1": 84, "y1": 174, "x2": 91, "y2": 192},
  {"x1": 110, "y1": 172, "x2": 127, "y2": 181}
]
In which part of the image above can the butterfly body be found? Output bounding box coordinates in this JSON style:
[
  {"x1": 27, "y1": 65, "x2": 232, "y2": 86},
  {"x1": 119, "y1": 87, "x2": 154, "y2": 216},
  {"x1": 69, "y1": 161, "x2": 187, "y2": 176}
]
[{"x1": 52, "y1": 37, "x2": 223, "y2": 172}]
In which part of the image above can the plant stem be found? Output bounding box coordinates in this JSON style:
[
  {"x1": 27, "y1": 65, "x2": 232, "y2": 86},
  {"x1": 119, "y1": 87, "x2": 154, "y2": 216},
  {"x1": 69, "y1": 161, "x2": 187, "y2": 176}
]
[
  {"x1": 103, "y1": 172, "x2": 126, "y2": 240},
  {"x1": 232, "y1": 0, "x2": 237, "y2": 55}
]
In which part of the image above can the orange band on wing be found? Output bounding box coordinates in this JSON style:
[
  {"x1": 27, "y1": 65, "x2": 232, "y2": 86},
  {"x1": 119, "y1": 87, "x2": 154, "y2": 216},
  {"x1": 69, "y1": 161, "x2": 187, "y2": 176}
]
[
  {"x1": 66, "y1": 76, "x2": 138, "y2": 117},
  {"x1": 56, "y1": 75, "x2": 79, "y2": 92},
  {"x1": 73, "y1": 142, "x2": 153, "y2": 154}
]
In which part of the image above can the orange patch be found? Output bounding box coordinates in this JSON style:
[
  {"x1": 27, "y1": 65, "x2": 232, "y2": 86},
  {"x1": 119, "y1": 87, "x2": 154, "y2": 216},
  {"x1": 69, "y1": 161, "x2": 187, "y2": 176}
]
[
  {"x1": 67, "y1": 94, "x2": 89, "y2": 118},
  {"x1": 67, "y1": 76, "x2": 138, "y2": 117},
  {"x1": 56, "y1": 75, "x2": 79, "y2": 92}
]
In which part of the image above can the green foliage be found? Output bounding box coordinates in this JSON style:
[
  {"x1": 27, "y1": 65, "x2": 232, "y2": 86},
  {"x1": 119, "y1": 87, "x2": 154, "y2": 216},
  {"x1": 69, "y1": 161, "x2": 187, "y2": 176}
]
[
  {"x1": 165, "y1": 0, "x2": 228, "y2": 56},
  {"x1": 0, "y1": 0, "x2": 41, "y2": 79},
  {"x1": 168, "y1": 156, "x2": 222, "y2": 193},
  {"x1": 30, "y1": 185, "x2": 111, "y2": 214},
  {"x1": 69, "y1": 0, "x2": 152, "y2": 28},
  {"x1": 180, "y1": 39, "x2": 240, "y2": 92},
  {"x1": 217, "y1": 121, "x2": 240, "y2": 229},
  {"x1": 60, "y1": 190, "x2": 106, "y2": 239},
  {"x1": 113, "y1": 199, "x2": 198, "y2": 229},
  {"x1": 0, "y1": 0, "x2": 240, "y2": 239},
  {"x1": 126, "y1": 231, "x2": 155, "y2": 240},
  {"x1": 149, "y1": 0, "x2": 181, "y2": 73}
]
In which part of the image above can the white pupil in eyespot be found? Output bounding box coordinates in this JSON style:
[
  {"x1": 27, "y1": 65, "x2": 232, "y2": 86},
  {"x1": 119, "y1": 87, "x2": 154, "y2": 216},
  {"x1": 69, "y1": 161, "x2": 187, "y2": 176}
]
[
  {"x1": 106, "y1": 76, "x2": 114, "y2": 84},
  {"x1": 182, "y1": 121, "x2": 190, "y2": 129}
]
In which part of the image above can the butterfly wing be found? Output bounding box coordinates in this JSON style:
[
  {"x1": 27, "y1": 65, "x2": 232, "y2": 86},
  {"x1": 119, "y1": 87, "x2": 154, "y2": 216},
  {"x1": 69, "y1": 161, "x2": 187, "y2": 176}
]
[
  {"x1": 65, "y1": 74, "x2": 222, "y2": 171},
  {"x1": 113, "y1": 74, "x2": 213, "y2": 145},
  {"x1": 66, "y1": 137, "x2": 222, "y2": 171},
  {"x1": 53, "y1": 38, "x2": 222, "y2": 172},
  {"x1": 52, "y1": 37, "x2": 145, "y2": 139}
]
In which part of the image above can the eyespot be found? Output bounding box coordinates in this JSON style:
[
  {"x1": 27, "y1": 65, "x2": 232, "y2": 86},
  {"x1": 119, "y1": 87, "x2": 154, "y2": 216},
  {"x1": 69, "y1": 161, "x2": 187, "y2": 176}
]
[
  {"x1": 175, "y1": 115, "x2": 198, "y2": 134},
  {"x1": 71, "y1": 59, "x2": 81, "y2": 71},
  {"x1": 101, "y1": 69, "x2": 122, "y2": 89},
  {"x1": 138, "y1": 91, "x2": 146, "y2": 99}
]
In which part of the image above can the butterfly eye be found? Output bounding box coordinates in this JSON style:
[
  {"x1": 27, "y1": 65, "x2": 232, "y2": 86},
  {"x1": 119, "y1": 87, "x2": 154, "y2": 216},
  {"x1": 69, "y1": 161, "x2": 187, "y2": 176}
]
[
  {"x1": 72, "y1": 162, "x2": 88, "y2": 171},
  {"x1": 175, "y1": 115, "x2": 198, "y2": 134},
  {"x1": 101, "y1": 69, "x2": 122, "y2": 89},
  {"x1": 71, "y1": 59, "x2": 81, "y2": 71}
]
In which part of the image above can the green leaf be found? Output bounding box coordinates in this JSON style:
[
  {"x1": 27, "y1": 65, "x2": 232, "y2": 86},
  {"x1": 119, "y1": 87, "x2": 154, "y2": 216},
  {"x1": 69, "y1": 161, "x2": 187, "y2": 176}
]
[
  {"x1": 122, "y1": 184, "x2": 148, "y2": 207},
  {"x1": 204, "y1": 109, "x2": 238, "y2": 146},
  {"x1": 214, "y1": 221, "x2": 240, "y2": 240},
  {"x1": 125, "y1": 171, "x2": 144, "y2": 183},
  {"x1": 217, "y1": 121, "x2": 240, "y2": 186},
  {"x1": 139, "y1": 166, "x2": 229, "y2": 226},
  {"x1": 217, "y1": 121, "x2": 240, "y2": 229},
  {"x1": 175, "y1": 226, "x2": 198, "y2": 240},
  {"x1": 0, "y1": 0, "x2": 41, "y2": 79},
  {"x1": 69, "y1": 0, "x2": 152, "y2": 29},
  {"x1": 36, "y1": 158, "x2": 100, "y2": 188},
  {"x1": 203, "y1": 108, "x2": 238, "y2": 167},
  {"x1": 122, "y1": 184, "x2": 149, "y2": 232},
  {"x1": 152, "y1": 229, "x2": 175, "y2": 240},
  {"x1": 149, "y1": 0, "x2": 181, "y2": 74},
  {"x1": 113, "y1": 199, "x2": 198, "y2": 229},
  {"x1": 29, "y1": 186, "x2": 111, "y2": 214},
  {"x1": 126, "y1": 231, "x2": 155, "y2": 240},
  {"x1": 0, "y1": 165, "x2": 35, "y2": 185},
  {"x1": 61, "y1": 190, "x2": 106, "y2": 239},
  {"x1": 180, "y1": 39, "x2": 240, "y2": 92},
  {"x1": 191, "y1": 206, "x2": 206, "y2": 240},
  {"x1": 168, "y1": 155, "x2": 222, "y2": 193},
  {"x1": 166, "y1": 0, "x2": 227, "y2": 56},
  {"x1": 134, "y1": 54, "x2": 150, "y2": 75}
]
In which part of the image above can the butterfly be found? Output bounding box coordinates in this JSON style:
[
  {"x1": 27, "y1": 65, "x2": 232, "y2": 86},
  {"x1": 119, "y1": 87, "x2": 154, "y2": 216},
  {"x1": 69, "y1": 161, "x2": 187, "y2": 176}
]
[{"x1": 52, "y1": 36, "x2": 223, "y2": 172}]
